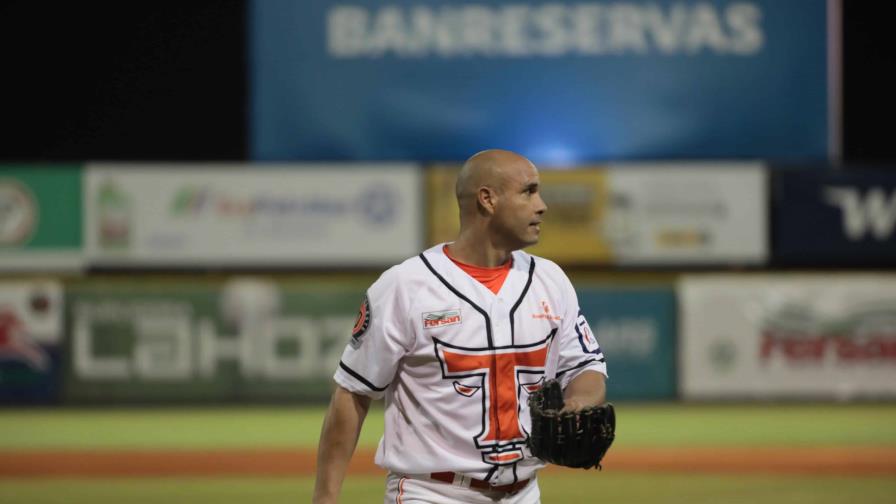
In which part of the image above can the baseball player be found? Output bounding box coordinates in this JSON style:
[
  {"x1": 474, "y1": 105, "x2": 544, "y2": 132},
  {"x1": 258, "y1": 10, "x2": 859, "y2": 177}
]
[{"x1": 313, "y1": 149, "x2": 607, "y2": 504}]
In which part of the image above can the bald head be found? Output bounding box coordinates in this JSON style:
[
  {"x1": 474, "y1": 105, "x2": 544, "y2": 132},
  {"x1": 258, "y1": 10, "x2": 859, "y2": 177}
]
[
  {"x1": 456, "y1": 149, "x2": 536, "y2": 217},
  {"x1": 451, "y1": 149, "x2": 547, "y2": 253}
]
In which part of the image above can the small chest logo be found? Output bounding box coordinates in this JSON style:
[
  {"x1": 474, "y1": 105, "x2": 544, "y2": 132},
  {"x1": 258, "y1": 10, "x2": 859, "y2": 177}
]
[
  {"x1": 423, "y1": 309, "x2": 461, "y2": 329},
  {"x1": 532, "y1": 300, "x2": 562, "y2": 321}
]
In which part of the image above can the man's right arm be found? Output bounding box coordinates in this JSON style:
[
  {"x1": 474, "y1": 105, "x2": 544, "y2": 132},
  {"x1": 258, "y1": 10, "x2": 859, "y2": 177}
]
[{"x1": 312, "y1": 384, "x2": 372, "y2": 504}]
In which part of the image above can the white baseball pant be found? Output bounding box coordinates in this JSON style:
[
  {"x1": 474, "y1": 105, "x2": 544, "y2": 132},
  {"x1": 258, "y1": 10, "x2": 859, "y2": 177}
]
[{"x1": 384, "y1": 471, "x2": 541, "y2": 503}]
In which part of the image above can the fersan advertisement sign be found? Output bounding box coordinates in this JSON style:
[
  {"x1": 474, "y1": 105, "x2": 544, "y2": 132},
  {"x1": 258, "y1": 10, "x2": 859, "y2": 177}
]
[{"x1": 679, "y1": 274, "x2": 896, "y2": 400}]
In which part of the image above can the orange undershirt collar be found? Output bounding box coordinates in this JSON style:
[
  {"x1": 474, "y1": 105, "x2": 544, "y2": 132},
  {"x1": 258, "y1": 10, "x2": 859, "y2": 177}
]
[{"x1": 443, "y1": 245, "x2": 513, "y2": 295}]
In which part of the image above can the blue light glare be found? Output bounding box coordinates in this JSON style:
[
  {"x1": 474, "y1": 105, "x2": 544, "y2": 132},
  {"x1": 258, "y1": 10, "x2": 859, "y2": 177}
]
[{"x1": 525, "y1": 145, "x2": 580, "y2": 168}]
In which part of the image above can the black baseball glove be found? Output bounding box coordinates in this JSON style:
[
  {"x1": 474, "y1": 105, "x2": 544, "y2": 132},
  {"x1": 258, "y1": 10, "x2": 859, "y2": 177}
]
[{"x1": 527, "y1": 379, "x2": 615, "y2": 469}]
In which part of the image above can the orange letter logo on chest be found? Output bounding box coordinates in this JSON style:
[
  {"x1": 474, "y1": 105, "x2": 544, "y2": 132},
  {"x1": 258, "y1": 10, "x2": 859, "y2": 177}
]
[{"x1": 433, "y1": 333, "x2": 553, "y2": 465}]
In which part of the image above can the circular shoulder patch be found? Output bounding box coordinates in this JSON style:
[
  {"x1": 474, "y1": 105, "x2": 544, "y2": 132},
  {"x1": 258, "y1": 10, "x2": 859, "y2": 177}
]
[{"x1": 351, "y1": 296, "x2": 371, "y2": 341}]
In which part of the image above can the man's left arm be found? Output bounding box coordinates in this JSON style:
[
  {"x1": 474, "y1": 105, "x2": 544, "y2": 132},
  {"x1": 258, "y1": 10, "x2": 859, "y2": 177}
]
[{"x1": 561, "y1": 369, "x2": 606, "y2": 412}]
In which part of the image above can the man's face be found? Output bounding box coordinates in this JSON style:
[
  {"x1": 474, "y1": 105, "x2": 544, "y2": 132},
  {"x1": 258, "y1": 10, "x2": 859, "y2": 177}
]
[{"x1": 491, "y1": 161, "x2": 548, "y2": 250}]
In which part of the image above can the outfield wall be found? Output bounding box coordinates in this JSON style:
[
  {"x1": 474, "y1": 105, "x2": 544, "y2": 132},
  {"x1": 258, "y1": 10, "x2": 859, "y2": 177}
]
[
  {"x1": 0, "y1": 276, "x2": 678, "y2": 404},
  {"x1": 3, "y1": 273, "x2": 896, "y2": 404},
  {"x1": 2, "y1": 163, "x2": 896, "y2": 404}
]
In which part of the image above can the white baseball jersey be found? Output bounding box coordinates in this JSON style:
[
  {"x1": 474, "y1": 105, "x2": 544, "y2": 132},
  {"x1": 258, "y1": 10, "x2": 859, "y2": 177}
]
[{"x1": 334, "y1": 244, "x2": 607, "y2": 487}]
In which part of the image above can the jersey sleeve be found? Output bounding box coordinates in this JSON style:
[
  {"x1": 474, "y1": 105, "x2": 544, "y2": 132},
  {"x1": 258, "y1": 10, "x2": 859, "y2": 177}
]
[
  {"x1": 333, "y1": 266, "x2": 412, "y2": 400},
  {"x1": 554, "y1": 271, "x2": 607, "y2": 390}
]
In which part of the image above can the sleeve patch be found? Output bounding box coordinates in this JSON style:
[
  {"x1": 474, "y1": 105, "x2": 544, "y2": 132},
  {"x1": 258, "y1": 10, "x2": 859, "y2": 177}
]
[
  {"x1": 576, "y1": 310, "x2": 601, "y2": 355},
  {"x1": 350, "y1": 295, "x2": 371, "y2": 348}
]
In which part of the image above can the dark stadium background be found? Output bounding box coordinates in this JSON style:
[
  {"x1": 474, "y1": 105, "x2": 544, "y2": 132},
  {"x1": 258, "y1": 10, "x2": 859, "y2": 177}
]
[
  {"x1": 0, "y1": 1, "x2": 891, "y2": 164},
  {"x1": 1, "y1": 5, "x2": 895, "y2": 503}
]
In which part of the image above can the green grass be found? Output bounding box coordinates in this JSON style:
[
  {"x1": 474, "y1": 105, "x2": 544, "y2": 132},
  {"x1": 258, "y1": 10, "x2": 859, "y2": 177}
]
[
  {"x1": 2, "y1": 403, "x2": 895, "y2": 451},
  {"x1": 1, "y1": 404, "x2": 894, "y2": 503},
  {"x1": 614, "y1": 403, "x2": 896, "y2": 447},
  {"x1": 0, "y1": 408, "x2": 322, "y2": 451},
  {"x1": 0, "y1": 474, "x2": 894, "y2": 504}
]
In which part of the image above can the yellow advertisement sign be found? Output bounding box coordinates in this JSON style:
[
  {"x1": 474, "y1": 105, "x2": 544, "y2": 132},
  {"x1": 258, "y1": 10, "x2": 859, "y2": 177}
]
[{"x1": 426, "y1": 165, "x2": 613, "y2": 265}]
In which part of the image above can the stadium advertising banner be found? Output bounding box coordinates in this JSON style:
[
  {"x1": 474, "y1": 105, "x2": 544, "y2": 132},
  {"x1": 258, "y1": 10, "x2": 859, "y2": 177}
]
[
  {"x1": 773, "y1": 169, "x2": 896, "y2": 266},
  {"x1": 428, "y1": 163, "x2": 766, "y2": 265},
  {"x1": 0, "y1": 165, "x2": 83, "y2": 271},
  {"x1": 63, "y1": 277, "x2": 671, "y2": 403},
  {"x1": 605, "y1": 163, "x2": 766, "y2": 265},
  {"x1": 85, "y1": 164, "x2": 422, "y2": 267},
  {"x1": 429, "y1": 165, "x2": 613, "y2": 263},
  {"x1": 679, "y1": 274, "x2": 896, "y2": 400},
  {"x1": 251, "y1": 0, "x2": 830, "y2": 161},
  {"x1": 64, "y1": 278, "x2": 366, "y2": 402},
  {"x1": 579, "y1": 287, "x2": 676, "y2": 400},
  {"x1": 0, "y1": 280, "x2": 64, "y2": 404}
]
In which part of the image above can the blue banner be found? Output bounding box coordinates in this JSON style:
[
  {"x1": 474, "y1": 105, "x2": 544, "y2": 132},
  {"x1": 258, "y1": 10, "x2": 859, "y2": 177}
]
[
  {"x1": 577, "y1": 286, "x2": 676, "y2": 400},
  {"x1": 0, "y1": 349, "x2": 61, "y2": 404},
  {"x1": 773, "y1": 169, "x2": 896, "y2": 266},
  {"x1": 250, "y1": 0, "x2": 829, "y2": 162}
]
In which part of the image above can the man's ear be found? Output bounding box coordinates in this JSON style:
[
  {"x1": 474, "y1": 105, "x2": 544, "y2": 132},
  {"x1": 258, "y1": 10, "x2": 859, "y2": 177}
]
[{"x1": 477, "y1": 186, "x2": 498, "y2": 216}]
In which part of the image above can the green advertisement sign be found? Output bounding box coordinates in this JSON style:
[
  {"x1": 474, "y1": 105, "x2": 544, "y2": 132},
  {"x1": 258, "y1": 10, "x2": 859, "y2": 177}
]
[
  {"x1": 64, "y1": 278, "x2": 369, "y2": 403},
  {"x1": 0, "y1": 165, "x2": 83, "y2": 271},
  {"x1": 578, "y1": 286, "x2": 677, "y2": 400},
  {"x1": 64, "y1": 278, "x2": 677, "y2": 403}
]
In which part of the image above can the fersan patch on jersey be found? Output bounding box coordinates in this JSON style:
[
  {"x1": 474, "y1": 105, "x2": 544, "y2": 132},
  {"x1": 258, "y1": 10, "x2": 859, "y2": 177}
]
[
  {"x1": 350, "y1": 296, "x2": 371, "y2": 348},
  {"x1": 422, "y1": 309, "x2": 461, "y2": 329}
]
